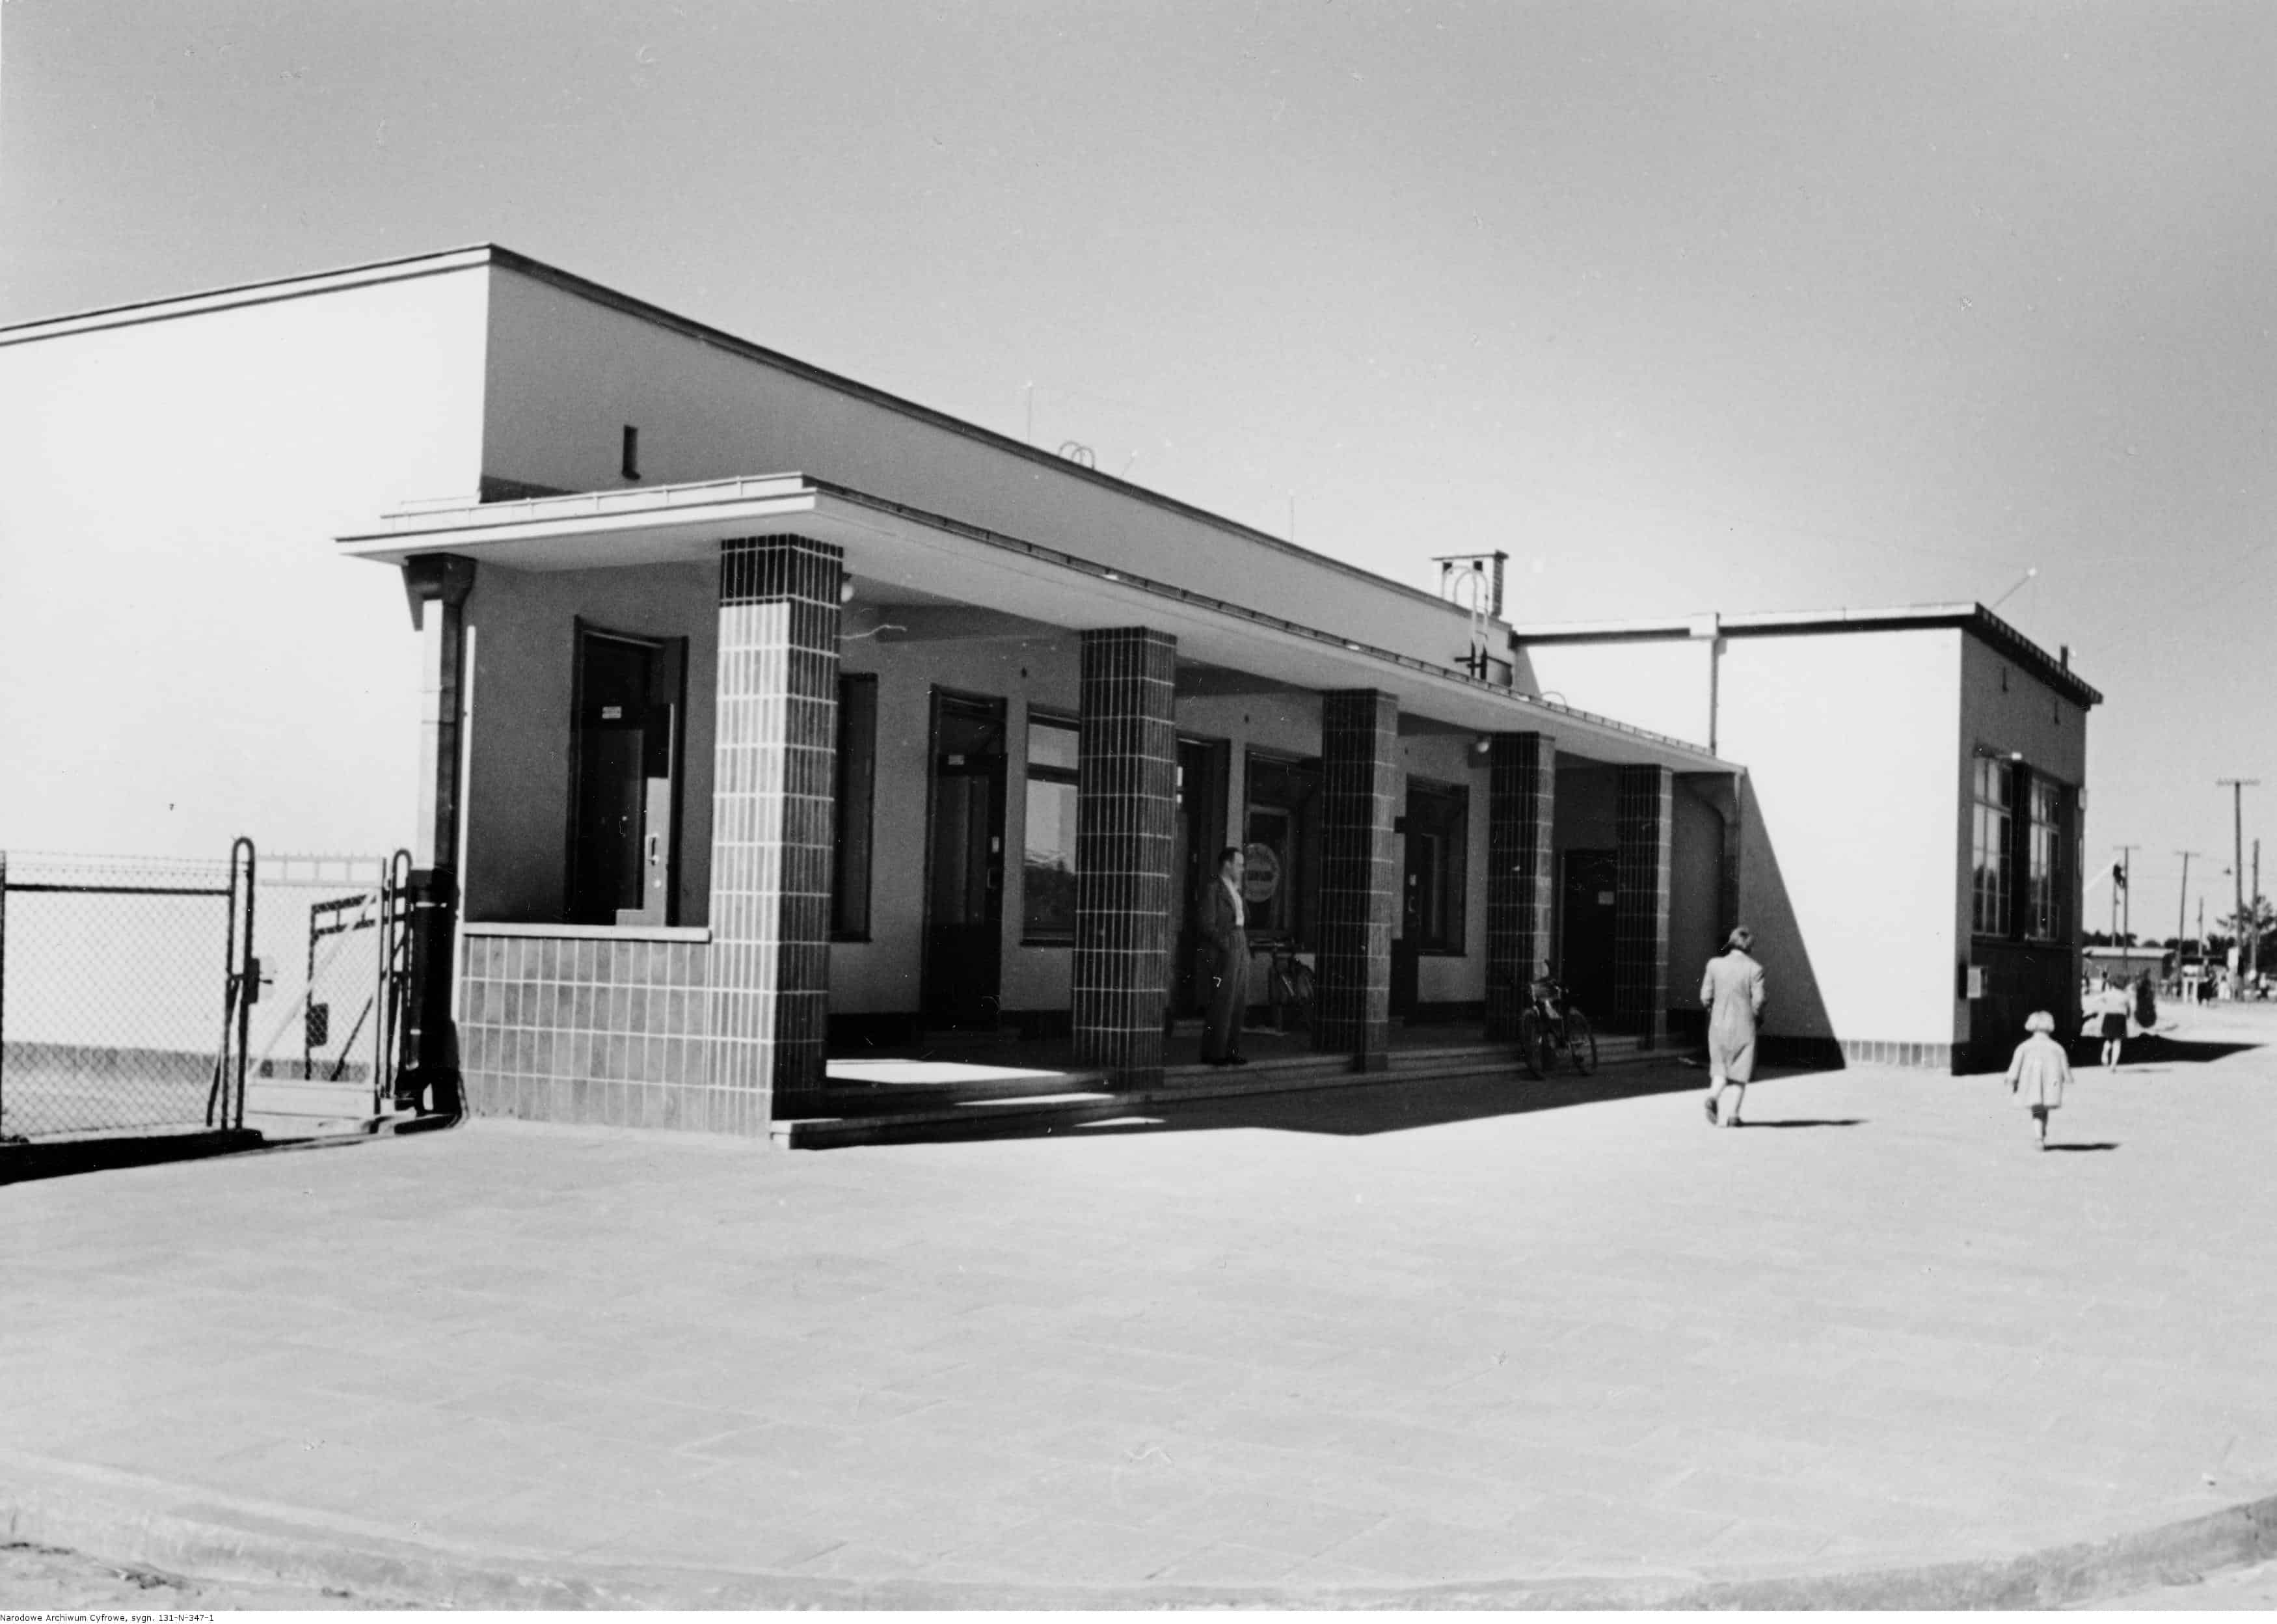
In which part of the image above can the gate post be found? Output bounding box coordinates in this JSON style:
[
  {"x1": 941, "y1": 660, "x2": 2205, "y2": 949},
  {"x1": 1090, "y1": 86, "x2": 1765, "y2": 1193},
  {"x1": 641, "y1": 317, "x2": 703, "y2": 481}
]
[{"x1": 231, "y1": 838, "x2": 256, "y2": 1131}]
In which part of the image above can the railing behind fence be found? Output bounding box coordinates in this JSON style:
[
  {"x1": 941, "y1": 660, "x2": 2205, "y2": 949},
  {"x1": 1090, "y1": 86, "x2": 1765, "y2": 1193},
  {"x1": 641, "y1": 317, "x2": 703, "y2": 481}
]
[
  {"x1": 238, "y1": 850, "x2": 413, "y2": 1123},
  {"x1": 0, "y1": 843, "x2": 256, "y2": 1143}
]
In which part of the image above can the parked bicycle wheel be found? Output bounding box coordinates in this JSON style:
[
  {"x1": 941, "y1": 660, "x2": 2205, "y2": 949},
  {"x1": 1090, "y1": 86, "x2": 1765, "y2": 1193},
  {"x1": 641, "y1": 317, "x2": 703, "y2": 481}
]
[
  {"x1": 1565, "y1": 1008, "x2": 1597, "y2": 1076},
  {"x1": 1286, "y1": 960, "x2": 1315, "y2": 1035},
  {"x1": 1516, "y1": 1008, "x2": 1553, "y2": 1079}
]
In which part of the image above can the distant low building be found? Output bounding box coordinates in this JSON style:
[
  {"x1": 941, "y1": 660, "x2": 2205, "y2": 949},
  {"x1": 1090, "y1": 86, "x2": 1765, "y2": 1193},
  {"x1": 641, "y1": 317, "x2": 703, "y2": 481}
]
[{"x1": 2082, "y1": 945, "x2": 2169, "y2": 984}]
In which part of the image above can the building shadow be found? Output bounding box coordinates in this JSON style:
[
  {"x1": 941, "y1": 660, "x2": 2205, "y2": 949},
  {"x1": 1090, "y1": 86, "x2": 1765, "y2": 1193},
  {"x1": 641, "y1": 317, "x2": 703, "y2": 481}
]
[
  {"x1": 898, "y1": 1066, "x2": 1727, "y2": 1143},
  {"x1": 2123, "y1": 1035, "x2": 2260, "y2": 1065},
  {"x1": 1731, "y1": 774, "x2": 1844, "y2": 1068}
]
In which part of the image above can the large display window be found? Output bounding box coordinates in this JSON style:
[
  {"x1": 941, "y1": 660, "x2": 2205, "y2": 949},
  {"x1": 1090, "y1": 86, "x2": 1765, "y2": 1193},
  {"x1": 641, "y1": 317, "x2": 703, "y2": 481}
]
[{"x1": 1243, "y1": 753, "x2": 1320, "y2": 943}]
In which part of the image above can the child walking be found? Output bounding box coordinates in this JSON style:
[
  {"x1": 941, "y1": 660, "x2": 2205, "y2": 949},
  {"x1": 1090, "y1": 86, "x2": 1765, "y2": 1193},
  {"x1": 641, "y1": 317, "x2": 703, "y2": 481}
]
[{"x1": 2005, "y1": 1010, "x2": 2073, "y2": 1150}]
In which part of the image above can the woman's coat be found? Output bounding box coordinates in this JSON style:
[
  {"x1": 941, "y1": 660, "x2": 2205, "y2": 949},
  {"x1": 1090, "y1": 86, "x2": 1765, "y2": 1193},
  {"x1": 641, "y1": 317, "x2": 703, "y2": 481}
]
[{"x1": 1700, "y1": 949, "x2": 1768, "y2": 1082}]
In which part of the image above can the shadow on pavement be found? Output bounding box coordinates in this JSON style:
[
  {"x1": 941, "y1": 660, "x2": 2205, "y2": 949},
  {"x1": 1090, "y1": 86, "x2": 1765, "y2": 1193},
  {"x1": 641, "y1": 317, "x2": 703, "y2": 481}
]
[
  {"x1": 2079, "y1": 1035, "x2": 2261, "y2": 1067},
  {"x1": 949, "y1": 1066, "x2": 1723, "y2": 1141},
  {"x1": 0, "y1": 1130, "x2": 265, "y2": 1187},
  {"x1": 2044, "y1": 1141, "x2": 2120, "y2": 1153},
  {"x1": 1732, "y1": 1118, "x2": 1865, "y2": 1130}
]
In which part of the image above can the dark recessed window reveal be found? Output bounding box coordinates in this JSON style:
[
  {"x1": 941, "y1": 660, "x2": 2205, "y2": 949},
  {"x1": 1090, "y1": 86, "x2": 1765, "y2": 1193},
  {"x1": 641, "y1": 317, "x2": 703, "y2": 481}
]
[{"x1": 621, "y1": 424, "x2": 641, "y2": 481}]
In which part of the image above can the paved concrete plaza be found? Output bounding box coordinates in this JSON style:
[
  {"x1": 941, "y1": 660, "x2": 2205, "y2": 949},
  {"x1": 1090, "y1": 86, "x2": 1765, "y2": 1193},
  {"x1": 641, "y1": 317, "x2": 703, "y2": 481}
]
[{"x1": 5, "y1": 1005, "x2": 2277, "y2": 1607}]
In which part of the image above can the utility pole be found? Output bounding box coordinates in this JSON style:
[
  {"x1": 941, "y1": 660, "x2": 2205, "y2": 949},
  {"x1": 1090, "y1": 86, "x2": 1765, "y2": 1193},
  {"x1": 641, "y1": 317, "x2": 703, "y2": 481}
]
[
  {"x1": 2112, "y1": 845, "x2": 2138, "y2": 946},
  {"x1": 2217, "y1": 779, "x2": 2258, "y2": 987},
  {"x1": 2255, "y1": 837, "x2": 2263, "y2": 982},
  {"x1": 2176, "y1": 850, "x2": 2200, "y2": 980}
]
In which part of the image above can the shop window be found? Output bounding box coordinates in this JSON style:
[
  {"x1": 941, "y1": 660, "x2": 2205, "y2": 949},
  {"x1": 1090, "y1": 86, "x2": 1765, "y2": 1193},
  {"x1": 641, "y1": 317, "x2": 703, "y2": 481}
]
[
  {"x1": 1404, "y1": 780, "x2": 1469, "y2": 953},
  {"x1": 1021, "y1": 714, "x2": 1081, "y2": 943},
  {"x1": 831, "y1": 674, "x2": 878, "y2": 940},
  {"x1": 1243, "y1": 753, "x2": 1321, "y2": 943},
  {"x1": 2027, "y1": 776, "x2": 2066, "y2": 941},
  {"x1": 1971, "y1": 755, "x2": 2012, "y2": 938}
]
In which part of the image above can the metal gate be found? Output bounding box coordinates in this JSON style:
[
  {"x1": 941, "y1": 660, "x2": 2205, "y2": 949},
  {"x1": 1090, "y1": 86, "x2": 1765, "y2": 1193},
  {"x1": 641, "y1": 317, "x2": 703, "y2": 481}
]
[
  {"x1": 239, "y1": 850, "x2": 414, "y2": 1126},
  {"x1": 0, "y1": 840, "x2": 258, "y2": 1143}
]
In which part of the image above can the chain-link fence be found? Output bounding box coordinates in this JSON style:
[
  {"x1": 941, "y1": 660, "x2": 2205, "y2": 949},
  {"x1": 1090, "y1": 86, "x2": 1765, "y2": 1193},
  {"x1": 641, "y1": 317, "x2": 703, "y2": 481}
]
[
  {"x1": 0, "y1": 846, "x2": 253, "y2": 1142},
  {"x1": 0, "y1": 845, "x2": 416, "y2": 1144}
]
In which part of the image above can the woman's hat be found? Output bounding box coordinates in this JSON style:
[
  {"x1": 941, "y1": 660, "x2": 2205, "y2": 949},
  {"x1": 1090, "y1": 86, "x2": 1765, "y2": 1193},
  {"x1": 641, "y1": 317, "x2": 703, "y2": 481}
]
[{"x1": 2025, "y1": 1010, "x2": 2056, "y2": 1034}]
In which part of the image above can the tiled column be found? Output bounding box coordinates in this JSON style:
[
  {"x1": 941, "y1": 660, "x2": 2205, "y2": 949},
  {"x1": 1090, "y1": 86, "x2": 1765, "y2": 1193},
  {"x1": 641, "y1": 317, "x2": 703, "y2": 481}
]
[
  {"x1": 1315, "y1": 690, "x2": 1400, "y2": 1069},
  {"x1": 1613, "y1": 763, "x2": 1675, "y2": 1048},
  {"x1": 1071, "y1": 628, "x2": 1179, "y2": 1087},
  {"x1": 1485, "y1": 731, "x2": 1557, "y2": 1039},
  {"x1": 707, "y1": 535, "x2": 841, "y2": 1131}
]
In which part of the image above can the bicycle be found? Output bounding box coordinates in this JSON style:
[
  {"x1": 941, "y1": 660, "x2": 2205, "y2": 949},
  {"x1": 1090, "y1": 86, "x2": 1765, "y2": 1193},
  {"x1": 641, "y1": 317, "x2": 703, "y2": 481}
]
[
  {"x1": 1265, "y1": 941, "x2": 1315, "y2": 1036},
  {"x1": 1516, "y1": 976, "x2": 1597, "y2": 1079}
]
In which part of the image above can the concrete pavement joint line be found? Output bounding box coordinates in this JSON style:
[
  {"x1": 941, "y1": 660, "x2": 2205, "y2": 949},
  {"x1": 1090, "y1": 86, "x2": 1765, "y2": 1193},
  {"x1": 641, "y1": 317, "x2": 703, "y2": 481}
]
[{"x1": 5, "y1": 1448, "x2": 2276, "y2": 1610}]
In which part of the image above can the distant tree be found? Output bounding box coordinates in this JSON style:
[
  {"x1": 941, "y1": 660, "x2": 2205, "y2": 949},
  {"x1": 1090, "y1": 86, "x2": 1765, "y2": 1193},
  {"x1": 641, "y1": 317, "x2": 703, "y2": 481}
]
[{"x1": 2218, "y1": 895, "x2": 2277, "y2": 969}]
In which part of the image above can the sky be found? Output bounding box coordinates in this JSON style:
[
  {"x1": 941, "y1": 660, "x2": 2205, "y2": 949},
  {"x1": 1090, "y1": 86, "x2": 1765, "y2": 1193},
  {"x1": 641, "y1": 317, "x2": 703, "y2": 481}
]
[{"x1": 3, "y1": 0, "x2": 2273, "y2": 936}]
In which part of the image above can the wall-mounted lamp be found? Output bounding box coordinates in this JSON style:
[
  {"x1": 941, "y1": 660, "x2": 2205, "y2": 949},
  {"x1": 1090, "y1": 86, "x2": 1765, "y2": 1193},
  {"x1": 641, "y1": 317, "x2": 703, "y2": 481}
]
[
  {"x1": 839, "y1": 576, "x2": 857, "y2": 604},
  {"x1": 1473, "y1": 735, "x2": 1492, "y2": 755}
]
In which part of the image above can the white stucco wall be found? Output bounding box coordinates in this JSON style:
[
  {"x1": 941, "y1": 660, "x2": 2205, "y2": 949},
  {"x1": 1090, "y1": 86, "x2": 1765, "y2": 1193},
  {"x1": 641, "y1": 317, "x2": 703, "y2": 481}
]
[
  {"x1": 479, "y1": 267, "x2": 1487, "y2": 677},
  {"x1": 459, "y1": 561, "x2": 720, "y2": 927},
  {"x1": 1516, "y1": 639, "x2": 1716, "y2": 750},
  {"x1": 0, "y1": 270, "x2": 491, "y2": 857},
  {"x1": 1717, "y1": 629, "x2": 1965, "y2": 1046}
]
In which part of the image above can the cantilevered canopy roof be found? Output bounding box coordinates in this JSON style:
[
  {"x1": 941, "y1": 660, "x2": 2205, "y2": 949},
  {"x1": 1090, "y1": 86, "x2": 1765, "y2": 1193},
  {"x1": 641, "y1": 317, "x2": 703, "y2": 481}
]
[{"x1": 340, "y1": 475, "x2": 1729, "y2": 771}]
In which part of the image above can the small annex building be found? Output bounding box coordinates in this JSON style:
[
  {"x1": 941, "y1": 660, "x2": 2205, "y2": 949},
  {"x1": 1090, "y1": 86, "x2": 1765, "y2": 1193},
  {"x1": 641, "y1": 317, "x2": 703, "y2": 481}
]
[
  {"x1": 0, "y1": 245, "x2": 2099, "y2": 1133},
  {"x1": 1514, "y1": 609, "x2": 2101, "y2": 1070}
]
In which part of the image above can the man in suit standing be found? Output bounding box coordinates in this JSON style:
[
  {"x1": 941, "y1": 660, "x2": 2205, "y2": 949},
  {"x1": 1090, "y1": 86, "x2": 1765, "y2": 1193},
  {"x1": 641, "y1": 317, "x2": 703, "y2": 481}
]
[
  {"x1": 1200, "y1": 846, "x2": 1250, "y2": 1066},
  {"x1": 1701, "y1": 926, "x2": 1768, "y2": 1126}
]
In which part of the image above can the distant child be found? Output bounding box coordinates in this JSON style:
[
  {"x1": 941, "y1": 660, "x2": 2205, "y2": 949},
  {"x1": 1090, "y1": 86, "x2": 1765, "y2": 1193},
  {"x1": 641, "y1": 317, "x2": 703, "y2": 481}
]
[
  {"x1": 2005, "y1": 1010, "x2": 2073, "y2": 1150},
  {"x1": 2092, "y1": 975, "x2": 2129, "y2": 1069}
]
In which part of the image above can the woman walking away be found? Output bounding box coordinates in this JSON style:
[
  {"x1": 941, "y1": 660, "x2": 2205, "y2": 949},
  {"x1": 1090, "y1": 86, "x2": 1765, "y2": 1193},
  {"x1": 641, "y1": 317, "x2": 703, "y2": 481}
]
[
  {"x1": 1701, "y1": 927, "x2": 1768, "y2": 1128},
  {"x1": 2093, "y1": 975, "x2": 2129, "y2": 1070},
  {"x1": 2006, "y1": 1010, "x2": 2073, "y2": 1150}
]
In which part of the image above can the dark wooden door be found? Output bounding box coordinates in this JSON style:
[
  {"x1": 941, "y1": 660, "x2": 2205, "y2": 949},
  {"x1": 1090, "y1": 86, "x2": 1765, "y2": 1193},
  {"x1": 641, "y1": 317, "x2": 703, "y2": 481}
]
[
  {"x1": 1560, "y1": 848, "x2": 1619, "y2": 1018},
  {"x1": 922, "y1": 693, "x2": 1007, "y2": 1029}
]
